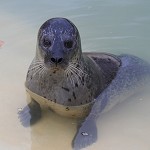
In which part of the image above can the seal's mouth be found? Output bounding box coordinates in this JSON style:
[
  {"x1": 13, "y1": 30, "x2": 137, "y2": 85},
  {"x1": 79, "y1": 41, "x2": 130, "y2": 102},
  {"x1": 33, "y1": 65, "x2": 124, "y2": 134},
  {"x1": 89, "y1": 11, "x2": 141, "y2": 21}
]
[
  {"x1": 51, "y1": 67, "x2": 61, "y2": 73},
  {"x1": 44, "y1": 63, "x2": 68, "y2": 75}
]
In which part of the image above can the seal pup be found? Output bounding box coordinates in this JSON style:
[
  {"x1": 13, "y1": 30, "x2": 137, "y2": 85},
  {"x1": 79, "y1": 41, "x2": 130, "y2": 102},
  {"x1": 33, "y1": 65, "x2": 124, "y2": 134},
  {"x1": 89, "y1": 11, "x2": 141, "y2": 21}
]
[
  {"x1": 19, "y1": 17, "x2": 121, "y2": 127},
  {"x1": 18, "y1": 18, "x2": 150, "y2": 149}
]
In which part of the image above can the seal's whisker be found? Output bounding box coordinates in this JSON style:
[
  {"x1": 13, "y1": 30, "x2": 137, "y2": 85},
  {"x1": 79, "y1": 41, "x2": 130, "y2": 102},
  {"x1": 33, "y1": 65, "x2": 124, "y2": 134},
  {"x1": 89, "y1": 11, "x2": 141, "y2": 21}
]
[
  {"x1": 65, "y1": 68, "x2": 75, "y2": 86},
  {"x1": 68, "y1": 69, "x2": 75, "y2": 86},
  {"x1": 32, "y1": 67, "x2": 44, "y2": 77},
  {"x1": 70, "y1": 66, "x2": 83, "y2": 80},
  {"x1": 67, "y1": 63, "x2": 84, "y2": 85},
  {"x1": 64, "y1": 68, "x2": 70, "y2": 82},
  {"x1": 30, "y1": 63, "x2": 43, "y2": 67},
  {"x1": 69, "y1": 63, "x2": 88, "y2": 76},
  {"x1": 30, "y1": 62, "x2": 43, "y2": 66},
  {"x1": 70, "y1": 65, "x2": 82, "y2": 86},
  {"x1": 71, "y1": 62, "x2": 86, "y2": 75},
  {"x1": 69, "y1": 64, "x2": 83, "y2": 79},
  {"x1": 28, "y1": 65, "x2": 43, "y2": 71},
  {"x1": 64, "y1": 69, "x2": 68, "y2": 78},
  {"x1": 32, "y1": 68, "x2": 42, "y2": 77},
  {"x1": 66, "y1": 66, "x2": 75, "y2": 85},
  {"x1": 70, "y1": 72, "x2": 75, "y2": 86},
  {"x1": 76, "y1": 67, "x2": 88, "y2": 77},
  {"x1": 31, "y1": 61, "x2": 43, "y2": 65},
  {"x1": 38, "y1": 65, "x2": 45, "y2": 74},
  {"x1": 39, "y1": 67, "x2": 46, "y2": 79},
  {"x1": 70, "y1": 67, "x2": 81, "y2": 84},
  {"x1": 69, "y1": 67, "x2": 81, "y2": 85}
]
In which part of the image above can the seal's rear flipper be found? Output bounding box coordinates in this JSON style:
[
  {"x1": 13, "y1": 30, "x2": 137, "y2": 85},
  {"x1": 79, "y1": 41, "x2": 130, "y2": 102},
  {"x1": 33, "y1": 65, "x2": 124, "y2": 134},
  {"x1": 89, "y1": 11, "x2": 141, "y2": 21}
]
[
  {"x1": 18, "y1": 99, "x2": 42, "y2": 127},
  {"x1": 72, "y1": 118, "x2": 97, "y2": 150}
]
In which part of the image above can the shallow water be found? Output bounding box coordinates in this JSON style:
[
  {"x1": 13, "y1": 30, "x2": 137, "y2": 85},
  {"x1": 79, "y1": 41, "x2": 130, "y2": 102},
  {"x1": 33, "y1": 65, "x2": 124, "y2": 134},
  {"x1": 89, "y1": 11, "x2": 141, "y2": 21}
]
[{"x1": 0, "y1": 0, "x2": 150, "y2": 150}]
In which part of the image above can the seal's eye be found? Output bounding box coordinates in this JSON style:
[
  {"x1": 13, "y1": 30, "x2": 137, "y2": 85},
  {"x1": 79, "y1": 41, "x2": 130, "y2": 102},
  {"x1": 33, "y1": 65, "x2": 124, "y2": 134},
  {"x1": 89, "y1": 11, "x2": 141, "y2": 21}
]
[
  {"x1": 43, "y1": 38, "x2": 51, "y2": 48},
  {"x1": 64, "y1": 40, "x2": 73, "y2": 49}
]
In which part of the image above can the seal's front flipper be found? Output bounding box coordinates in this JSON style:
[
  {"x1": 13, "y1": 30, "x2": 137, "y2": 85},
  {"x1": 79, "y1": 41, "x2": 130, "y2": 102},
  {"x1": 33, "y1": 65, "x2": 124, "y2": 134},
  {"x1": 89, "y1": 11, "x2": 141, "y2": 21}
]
[
  {"x1": 18, "y1": 99, "x2": 41, "y2": 127},
  {"x1": 73, "y1": 118, "x2": 97, "y2": 150}
]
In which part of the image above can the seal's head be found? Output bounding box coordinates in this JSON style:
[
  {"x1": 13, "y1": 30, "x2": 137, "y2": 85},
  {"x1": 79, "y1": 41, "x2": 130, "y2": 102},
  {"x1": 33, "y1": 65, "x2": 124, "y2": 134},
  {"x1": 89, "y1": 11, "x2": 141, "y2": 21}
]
[{"x1": 36, "y1": 18, "x2": 82, "y2": 71}]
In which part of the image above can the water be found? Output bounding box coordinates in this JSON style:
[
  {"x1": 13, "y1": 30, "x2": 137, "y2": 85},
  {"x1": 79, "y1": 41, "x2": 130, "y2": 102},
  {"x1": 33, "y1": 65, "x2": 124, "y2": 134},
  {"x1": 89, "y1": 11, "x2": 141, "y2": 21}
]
[{"x1": 0, "y1": 0, "x2": 150, "y2": 150}]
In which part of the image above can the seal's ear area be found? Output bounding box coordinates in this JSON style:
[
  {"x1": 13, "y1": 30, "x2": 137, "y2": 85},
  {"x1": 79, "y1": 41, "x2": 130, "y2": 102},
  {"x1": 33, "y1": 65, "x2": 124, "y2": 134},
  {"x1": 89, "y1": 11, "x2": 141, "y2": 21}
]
[
  {"x1": 72, "y1": 118, "x2": 97, "y2": 150},
  {"x1": 18, "y1": 100, "x2": 42, "y2": 127}
]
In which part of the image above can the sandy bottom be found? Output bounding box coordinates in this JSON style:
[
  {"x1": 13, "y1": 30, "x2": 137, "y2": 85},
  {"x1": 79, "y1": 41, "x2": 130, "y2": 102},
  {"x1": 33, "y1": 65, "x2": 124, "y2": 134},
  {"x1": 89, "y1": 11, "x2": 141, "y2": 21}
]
[{"x1": 0, "y1": 13, "x2": 150, "y2": 150}]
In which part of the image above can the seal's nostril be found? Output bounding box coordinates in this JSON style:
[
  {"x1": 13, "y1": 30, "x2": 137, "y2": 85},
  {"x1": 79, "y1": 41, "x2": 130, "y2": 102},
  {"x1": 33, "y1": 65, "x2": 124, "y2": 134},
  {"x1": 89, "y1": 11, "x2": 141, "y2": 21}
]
[
  {"x1": 51, "y1": 57, "x2": 63, "y2": 64},
  {"x1": 57, "y1": 58, "x2": 63, "y2": 63},
  {"x1": 51, "y1": 58, "x2": 56, "y2": 63}
]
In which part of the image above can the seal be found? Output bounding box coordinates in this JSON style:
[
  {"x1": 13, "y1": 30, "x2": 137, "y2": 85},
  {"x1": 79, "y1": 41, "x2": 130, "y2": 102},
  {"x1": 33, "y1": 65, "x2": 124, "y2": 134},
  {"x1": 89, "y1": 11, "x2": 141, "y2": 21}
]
[
  {"x1": 19, "y1": 17, "x2": 121, "y2": 126},
  {"x1": 26, "y1": 18, "x2": 121, "y2": 107},
  {"x1": 18, "y1": 18, "x2": 150, "y2": 149}
]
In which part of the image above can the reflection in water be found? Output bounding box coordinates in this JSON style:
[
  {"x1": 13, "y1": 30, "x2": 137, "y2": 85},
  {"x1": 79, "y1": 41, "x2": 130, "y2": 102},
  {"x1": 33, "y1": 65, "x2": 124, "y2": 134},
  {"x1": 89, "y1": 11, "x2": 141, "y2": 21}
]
[{"x1": 0, "y1": 0, "x2": 150, "y2": 150}]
